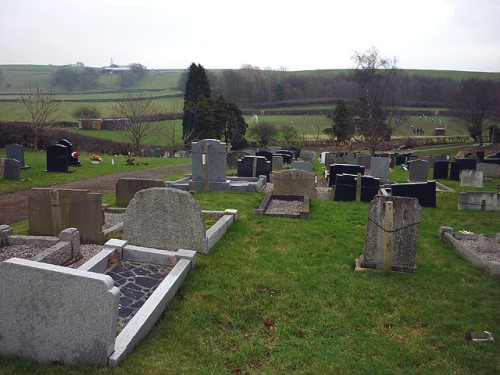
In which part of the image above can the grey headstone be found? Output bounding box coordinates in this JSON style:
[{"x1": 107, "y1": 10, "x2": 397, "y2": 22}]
[
  {"x1": 356, "y1": 155, "x2": 372, "y2": 174},
  {"x1": 124, "y1": 187, "x2": 209, "y2": 253},
  {"x1": 272, "y1": 169, "x2": 316, "y2": 198},
  {"x1": 477, "y1": 162, "x2": 500, "y2": 178},
  {"x1": 153, "y1": 148, "x2": 161, "y2": 158},
  {"x1": 0, "y1": 158, "x2": 21, "y2": 180},
  {"x1": 6, "y1": 143, "x2": 28, "y2": 169},
  {"x1": 460, "y1": 170, "x2": 483, "y2": 187},
  {"x1": 272, "y1": 155, "x2": 284, "y2": 169},
  {"x1": 458, "y1": 192, "x2": 500, "y2": 211},
  {"x1": 360, "y1": 195, "x2": 421, "y2": 272},
  {"x1": 189, "y1": 139, "x2": 230, "y2": 191},
  {"x1": 270, "y1": 146, "x2": 281, "y2": 154},
  {"x1": 0, "y1": 258, "x2": 119, "y2": 367},
  {"x1": 408, "y1": 159, "x2": 429, "y2": 182},
  {"x1": 370, "y1": 157, "x2": 391, "y2": 181},
  {"x1": 290, "y1": 161, "x2": 313, "y2": 172},
  {"x1": 299, "y1": 150, "x2": 316, "y2": 162}
]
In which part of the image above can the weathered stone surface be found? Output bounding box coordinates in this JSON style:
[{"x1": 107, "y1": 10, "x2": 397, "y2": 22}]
[
  {"x1": 29, "y1": 188, "x2": 103, "y2": 244},
  {"x1": 360, "y1": 195, "x2": 421, "y2": 272},
  {"x1": 0, "y1": 258, "x2": 119, "y2": 367},
  {"x1": 370, "y1": 157, "x2": 391, "y2": 181},
  {"x1": 477, "y1": 162, "x2": 500, "y2": 178},
  {"x1": 0, "y1": 158, "x2": 21, "y2": 180},
  {"x1": 460, "y1": 170, "x2": 483, "y2": 187},
  {"x1": 6, "y1": 143, "x2": 28, "y2": 169},
  {"x1": 272, "y1": 169, "x2": 316, "y2": 197},
  {"x1": 124, "y1": 187, "x2": 208, "y2": 253},
  {"x1": 458, "y1": 192, "x2": 500, "y2": 211},
  {"x1": 272, "y1": 155, "x2": 284, "y2": 169},
  {"x1": 116, "y1": 178, "x2": 166, "y2": 207},
  {"x1": 408, "y1": 159, "x2": 429, "y2": 182},
  {"x1": 290, "y1": 161, "x2": 313, "y2": 172}
]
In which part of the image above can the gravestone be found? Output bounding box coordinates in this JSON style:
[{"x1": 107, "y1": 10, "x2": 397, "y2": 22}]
[
  {"x1": 460, "y1": 170, "x2": 483, "y2": 188},
  {"x1": 272, "y1": 169, "x2": 316, "y2": 198},
  {"x1": 382, "y1": 152, "x2": 396, "y2": 168},
  {"x1": 189, "y1": 139, "x2": 230, "y2": 191},
  {"x1": 290, "y1": 161, "x2": 313, "y2": 172},
  {"x1": 153, "y1": 148, "x2": 162, "y2": 158},
  {"x1": 370, "y1": 157, "x2": 391, "y2": 182},
  {"x1": 455, "y1": 158, "x2": 477, "y2": 171},
  {"x1": 0, "y1": 258, "x2": 119, "y2": 366},
  {"x1": 29, "y1": 188, "x2": 104, "y2": 244},
  {"x1": 408, "y1": 159, "x2": 429, "y2": 182},
  {"x1": 115, "y1": 178, "x2": 166, "y2": 207},
  {"x1": 272, "y1": 155, "x2": 284, "y2": 169},
  {"x1": 481, "y1": 158, "x2": 500, "y2": 166},
  {"x1": 477, "y1": 162, "x2": 500, "y2": 178},
  {"x1": 323, "y1": 152, "x2": 336, "y2": 166},
  {"x1": 458, "y1": 192, "x2": 500, "y2": 211},
  {"x1": 124, "y1": 187, "x2": 209, "y2": 253},
  {"x1": 0, "y1": 158, "x2": 21, "y2": 180},
  {"x1": 328, "y1": 164, "x2": 365, "y2": 187},
  {"x1": 270, "y1": 146, "x2": 281, "y2": 154},
  {"x1": 359, "y1": 195, "x2": 421, "y2": 272},
  {"x1": 341, "y1": 153, "x2": 357, "y2": 165},
  {"x1": 356, "y1": 154, "x2": 372, "y2": 173},
  {"x1": 299, "y1": 150, "x2": 316, "y2": 162},
  {"x1": 46, "y1": 144, "x2": 71, "y2": 173},
  {"x1": 276, "y1": 152, "x2": 292, "y2": 164},
  {"x1": 390, "y1": 181, "x2": 436, "y2": 208},
  {"x1": 449, "y1": 161, "x2": 460, "y2": 180},
  {"x1": 256, "y1": 150, "x2": 273, "y2": 169},
  {"x1": 227, "y1": 151, "x2": 248, "y2": 169},
  {"x1": 333, "y1": 174, "x2": 379, "y2": 202},
  {"x1": 57, "y1": 139, "x2": 80, "y2": 166},
  {"x1": 6, "y1": 143, "x2": 29, "y2": 169},
  {"x1": 237, "y1": 155, "x2": 271, "y2": 181},
  {"x1": 476, "y1": 151, "x2": 485, "y2": 162},
  {"x1": 433, "y1": 160, "x2": 449, "y2": 179}
]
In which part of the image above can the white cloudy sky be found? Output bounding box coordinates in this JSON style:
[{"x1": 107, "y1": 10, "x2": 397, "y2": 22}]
[{"x1": 1, "y1": 0, "x2": 499, "y2": 72}]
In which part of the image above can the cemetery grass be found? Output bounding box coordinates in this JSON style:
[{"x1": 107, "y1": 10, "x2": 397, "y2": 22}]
[
  {"x1": 1, "y1": 174, "x2": 500, "y2": 374},
  {"x1": 0, "y1": 150, "x2": 190, "y2": 195}
]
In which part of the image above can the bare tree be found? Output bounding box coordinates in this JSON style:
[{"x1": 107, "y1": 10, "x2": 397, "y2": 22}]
[
  {"x1": 20, "y1": 84, "x2": 60, "y2": 150},
  {"x1": 113, "y1": 93, "x2": 160, "y2": 156},
  {"x1": 452, "y1": 78, "x2": 498, "y2": 145},
  {"x1": 352, "y1": 47, "x2": 401, "y2": 154}
]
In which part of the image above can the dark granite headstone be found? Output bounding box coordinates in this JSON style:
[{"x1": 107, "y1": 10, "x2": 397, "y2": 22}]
[
  {"x1": 433, "y1": 160, "x2": 449, "y2": 179},
  {"x1": 256, "y1": 151, "x2": 273, "y2": 169},
  {"x1": 328, "y1": 164, "x2": 365, "y2": 187},
  {"x1": 153, "y1": 148, "x2": 162, "y2": 158},
  {"x1": 57, "y1": 139, "x2": 80, "y2": 166},
  {"x1": 333, "y1": 174, "x2": 379, "y2": 202},
  {"x1": 237, "y1": 155, "x2": 271, "y2": 181},
  {"x1": 275, "y1": 152, "x2": 292, "y2": 164},
  {"x1": 449, "y1": 162, "x2": 460, "y2": 180},
  {"x1": 482, "y1": 158, "x2": 500, "y2": 165},
  {"x1": 476, "y1": 151, "x2": 485, "y2": 162},
  {"x1": 6, "y1": 143, "x2": 29, "y2": 169},
  {"x1": 391, "y1": 180, "x2": 436, "y2": 208},
  {"x1": 46, "y1": 144, "x2": 71, "y2": 173},
  {"x1": 455, "y1": 158, "x2": 477, "y2": 171}
]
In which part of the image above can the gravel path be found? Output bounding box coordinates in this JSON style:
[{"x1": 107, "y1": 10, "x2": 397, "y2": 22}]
[{"x1": 0, "y1": 163, "x2": 191, "y2": 225}]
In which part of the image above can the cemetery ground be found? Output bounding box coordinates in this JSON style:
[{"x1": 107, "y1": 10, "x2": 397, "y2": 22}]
[{"x1": 0, "y1": 149, "x2": 499, "y2": 373}]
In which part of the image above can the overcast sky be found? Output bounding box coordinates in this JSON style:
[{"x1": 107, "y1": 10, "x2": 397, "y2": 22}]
[{"x1": 1, "y1": 0, "x2": 499, "y2": 72}]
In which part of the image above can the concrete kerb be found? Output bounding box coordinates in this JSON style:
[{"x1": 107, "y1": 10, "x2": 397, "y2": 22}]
[{"x1": 439, "y1": 226, "x2": 500, "y2": 280}]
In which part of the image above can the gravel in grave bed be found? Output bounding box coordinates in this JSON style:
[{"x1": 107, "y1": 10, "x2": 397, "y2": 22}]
[
  {"x1": 265, "y1": 199, "x2": 305, "y2": 215},
  {"x1": 457, "y1": 239, "x2": 500, "y2": 263}
]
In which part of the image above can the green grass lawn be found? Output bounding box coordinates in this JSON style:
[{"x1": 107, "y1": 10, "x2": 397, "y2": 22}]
[
  {"x1": 0, "y1": 150, "x2": 190, "y2": 195},
  {"x1": 0, "y1": 153, "x2": 499, "y2": 374}
]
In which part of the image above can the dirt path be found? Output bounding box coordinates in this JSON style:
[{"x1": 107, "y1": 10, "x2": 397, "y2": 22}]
[{"x1": 0, "y1": 164, "x2": 191, "y2": 225}]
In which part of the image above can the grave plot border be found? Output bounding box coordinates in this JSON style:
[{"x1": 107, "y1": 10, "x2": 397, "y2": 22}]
[
  {"x1": 439, "y1": 226, "x2": 500, "y2": 280},
  {"x1": 254, "y1": 194, "x2": 310, "y2": 219}
]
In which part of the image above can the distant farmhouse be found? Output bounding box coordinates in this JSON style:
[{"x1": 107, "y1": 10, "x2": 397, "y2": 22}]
[{"x1": 100, "y1": 64, "x2": 131, "y2": 74}]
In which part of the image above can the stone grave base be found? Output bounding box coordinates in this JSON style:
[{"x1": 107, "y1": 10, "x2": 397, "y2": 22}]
[
  {"x1": 439, "y1": 226, "x2": 500, "y2": 280},
  {"x1": 353, "y1": 256, "x2": 415, "y2": 273},
  {"x1": 167, "y1": 174, "x2": 267, "y2": 192},
  {"x1": 254, "y1": 194, "x2": 310, "y2": 219},
  {"x1": 79, "y1": 239, "x2": 197, "y2": 367}
]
